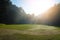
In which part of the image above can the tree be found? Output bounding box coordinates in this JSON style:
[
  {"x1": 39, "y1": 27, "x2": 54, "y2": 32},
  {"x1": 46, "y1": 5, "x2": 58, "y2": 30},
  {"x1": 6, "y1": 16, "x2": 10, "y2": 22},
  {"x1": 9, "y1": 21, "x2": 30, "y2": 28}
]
[
  {"x1": 37, "y1": 3, "x2": 60, "y2": 26},
  {"x1": 0, "y1": 0, "x2": 12, "y2": 23},
  {"x1": 0, "y1": 0, "x2": 31, "y2": 24}
]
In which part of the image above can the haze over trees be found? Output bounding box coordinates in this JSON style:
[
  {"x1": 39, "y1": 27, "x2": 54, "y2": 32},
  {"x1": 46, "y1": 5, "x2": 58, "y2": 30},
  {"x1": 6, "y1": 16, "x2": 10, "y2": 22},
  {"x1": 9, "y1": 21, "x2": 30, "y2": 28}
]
[
  {"x1": 0, "y1": 0, "x2": 60, "y2": 26},
  {"x1": 37, "y1": 3, "x2": 60, "y2": 26}
]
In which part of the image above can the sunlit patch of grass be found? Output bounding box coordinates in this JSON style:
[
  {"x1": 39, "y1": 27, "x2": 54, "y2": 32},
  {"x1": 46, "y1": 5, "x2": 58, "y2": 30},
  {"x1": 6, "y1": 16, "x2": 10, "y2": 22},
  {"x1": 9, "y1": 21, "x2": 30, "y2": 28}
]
[
  {"x1": 0, "y1": 24, "x2": 34, "y2": 30},
  {"x1": 28, "y1": 25, "x2": 58, "y2": 31},
  {"x1": 0, "y1": 24, "x2": 59, "y2": 31}
]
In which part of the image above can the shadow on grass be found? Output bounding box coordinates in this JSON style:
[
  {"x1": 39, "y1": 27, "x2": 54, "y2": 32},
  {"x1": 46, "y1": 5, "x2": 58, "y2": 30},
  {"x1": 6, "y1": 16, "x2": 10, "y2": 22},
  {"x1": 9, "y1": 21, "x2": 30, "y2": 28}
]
[{"x1": 0, "y1": 33, "x2": 60, "y2": 40}]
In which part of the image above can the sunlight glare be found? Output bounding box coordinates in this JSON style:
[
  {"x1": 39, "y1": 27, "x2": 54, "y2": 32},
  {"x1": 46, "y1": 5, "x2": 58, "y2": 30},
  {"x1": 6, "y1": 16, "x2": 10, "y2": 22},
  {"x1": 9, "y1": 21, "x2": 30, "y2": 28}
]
[{"x1": 24, "y1": 0, "x2": 56, "y2": 16}]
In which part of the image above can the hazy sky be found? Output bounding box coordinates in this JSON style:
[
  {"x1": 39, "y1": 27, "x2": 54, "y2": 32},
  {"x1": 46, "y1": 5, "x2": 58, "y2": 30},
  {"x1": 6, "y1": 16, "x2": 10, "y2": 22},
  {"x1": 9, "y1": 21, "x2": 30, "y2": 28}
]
[{"x1": 10, "y1": 0, "x2": 60, "y2": 16}]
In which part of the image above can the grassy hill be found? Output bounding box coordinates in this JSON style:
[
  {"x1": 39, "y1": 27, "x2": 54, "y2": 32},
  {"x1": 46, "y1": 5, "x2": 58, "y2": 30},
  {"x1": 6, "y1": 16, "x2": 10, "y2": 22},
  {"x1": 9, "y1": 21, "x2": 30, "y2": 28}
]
[{"x1": 0, "y1": 24, "x2": 60, "y2": 40}]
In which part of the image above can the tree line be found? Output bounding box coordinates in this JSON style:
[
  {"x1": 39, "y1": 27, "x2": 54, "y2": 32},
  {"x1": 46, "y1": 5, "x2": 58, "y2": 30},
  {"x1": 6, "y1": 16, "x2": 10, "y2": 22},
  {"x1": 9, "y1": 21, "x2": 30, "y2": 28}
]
[{"x1": 0, "y1": 0, "x2": 60, "y2": 26}]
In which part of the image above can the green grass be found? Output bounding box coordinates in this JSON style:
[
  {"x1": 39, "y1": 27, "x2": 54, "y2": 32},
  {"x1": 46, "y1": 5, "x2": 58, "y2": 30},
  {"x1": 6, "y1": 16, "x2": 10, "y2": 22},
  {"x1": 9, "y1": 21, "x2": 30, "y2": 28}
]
[
  {"x1": 0, "y1": 33, "x2": 60, "y2": 40},
  {"x1": 0, "y1": 24, "x2": 60, "y2": 40},
  {"x1": 0, "y1": 24, "x2": 35, "y2": 30},
  {"x1": 0, "y1": 24, "x2": 59, "y2": 30}
]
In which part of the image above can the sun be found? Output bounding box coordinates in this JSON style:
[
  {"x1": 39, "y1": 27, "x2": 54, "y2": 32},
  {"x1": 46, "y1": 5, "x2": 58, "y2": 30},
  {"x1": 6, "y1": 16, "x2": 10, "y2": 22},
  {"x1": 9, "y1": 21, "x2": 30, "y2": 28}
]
[{"x1": 24, "y1": 0, "x2": 56, "y2": 16}]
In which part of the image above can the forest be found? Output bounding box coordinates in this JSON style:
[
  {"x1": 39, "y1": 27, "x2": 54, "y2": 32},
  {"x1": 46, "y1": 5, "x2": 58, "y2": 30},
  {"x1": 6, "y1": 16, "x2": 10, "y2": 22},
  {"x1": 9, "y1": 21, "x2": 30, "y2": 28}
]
[{"x1": 0, "y1": 0, "x2": 60, "y2": 26}]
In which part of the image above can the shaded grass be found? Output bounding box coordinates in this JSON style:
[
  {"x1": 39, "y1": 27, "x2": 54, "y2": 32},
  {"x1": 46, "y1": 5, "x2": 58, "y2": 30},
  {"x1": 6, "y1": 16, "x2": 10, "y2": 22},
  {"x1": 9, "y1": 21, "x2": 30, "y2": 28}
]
[{"x1": 0, "y1": 33, "x2": 60, "y2": 40}]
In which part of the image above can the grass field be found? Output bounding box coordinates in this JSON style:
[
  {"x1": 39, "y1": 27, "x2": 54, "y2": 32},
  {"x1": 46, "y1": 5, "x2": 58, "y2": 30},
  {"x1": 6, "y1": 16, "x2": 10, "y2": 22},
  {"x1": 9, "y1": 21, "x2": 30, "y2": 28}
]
[{"x1": 0, "y1": 24, "x2": 60, "y2": 40}]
